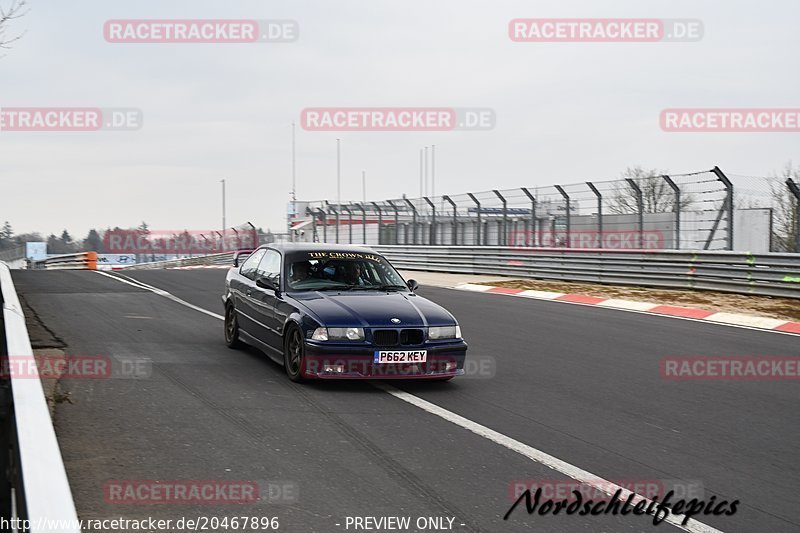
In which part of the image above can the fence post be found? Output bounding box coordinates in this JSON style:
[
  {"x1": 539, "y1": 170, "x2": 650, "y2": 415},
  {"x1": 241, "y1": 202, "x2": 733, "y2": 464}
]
[
  {"x1": 246, "y1": 222, "x2": 257, "y2": 249},
  {"x1": 342, "y1": 205, "x2": 353, "y2": 244},
  {"x1": 712, "y1": 166, "x2": 734, "y2": 250},
  {"x1": 317, "y1": 208, "x2": 327, "y2": 242},
  {"x1": 554, "y1": 185, "x2": 570, "y2": 247},
  {"x1": 625, "y1": 178, "x2": 644, "y2": 249},
  {"x1": 662, "y1": 175, "x2": 681, "y2": 250},
  {"x1": 371, "y1": 202, "x2": 383, "y2": 245},
  {"x1": 325, "y1": 201, "x2": 339, "y2": 244},
  {"x1": 493, "y1": 190, "x2": 507, "y2": 246},
  {"x1": 423, "y1": 197, "x2": 436, "y2": 245},
  {"x1": 442, "y1": 195, "x2": 457, "y2": 245},
  {"x1": 387, "y1": 200, "x2": 400, "y2": 245},
  {"x1": 467, "y1": 193, "x2": 481, "y2": 246},
  {"x1": 586, "y1": 182, "x2": 602, "y2": 247},
  {"x1": 787, "y1": 178, "x2": 800, "y2": 252},
  {"x1": 521, "y1": 188, "x2": 536, "y2": 247},
  {"x1": 354, "y1": 203, "x2": 367, "y2": 244},
  {"x1": 403, "y1": 199, "x2": 418, "y2": 245}
]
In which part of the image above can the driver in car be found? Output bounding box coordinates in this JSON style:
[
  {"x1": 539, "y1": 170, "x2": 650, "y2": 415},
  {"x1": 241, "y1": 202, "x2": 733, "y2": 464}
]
[
  {"x1": 336, "y1": 262, "x2": 364, "y2": 285},
  {"x1": 290, "y1": 261, "x2": 312, "y2": 285}
]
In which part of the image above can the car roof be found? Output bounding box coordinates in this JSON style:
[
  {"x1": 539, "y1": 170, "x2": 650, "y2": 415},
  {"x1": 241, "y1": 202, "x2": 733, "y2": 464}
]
[{"x1": 263, "y1": 243, "x2": 379, "y2": 255}]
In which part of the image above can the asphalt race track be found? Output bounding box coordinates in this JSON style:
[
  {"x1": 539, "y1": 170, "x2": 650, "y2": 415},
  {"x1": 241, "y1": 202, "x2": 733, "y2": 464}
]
[{"x1": 11, "y1": 269, "x2": 800, "y2": 533}]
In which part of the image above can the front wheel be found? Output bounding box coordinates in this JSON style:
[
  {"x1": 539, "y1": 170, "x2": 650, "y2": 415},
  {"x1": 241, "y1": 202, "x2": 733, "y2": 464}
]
[
  {"x1": 224, "y1": 303, "x2": 244, "y2": 349},
  {"x1": 284, "y1": 325, "x2": 306, "y2": 382}
]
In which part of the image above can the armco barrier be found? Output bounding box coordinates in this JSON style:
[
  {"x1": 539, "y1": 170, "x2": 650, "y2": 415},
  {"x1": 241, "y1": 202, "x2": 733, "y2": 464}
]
[
  {"x1": 0, "y1": 262, "x2": 81, "y2": 532},
  {"x1": 120, "y1": 251, "x2": 242, "y2": 270},
  {"x1": 32, "y1": 251, "x2": 97, "y2": 270},
  {"x1": 112, "y1": 244, "x2": 800, "y2": 299},
  {"x1": 373, "y1": 245, "x2": 800, "y2": 299}
]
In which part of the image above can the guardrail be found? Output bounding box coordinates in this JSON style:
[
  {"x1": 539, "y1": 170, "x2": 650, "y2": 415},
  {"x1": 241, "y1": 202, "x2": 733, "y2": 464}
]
[
  {"x1": 373, "y1": 245, "x2": 800, "y2": 299},
  {"x1": 1, "y1": 262, "x2": 81, "y2": 532},
  {"x1": 109, "y1": 243, "x2": 800, "y2": 298},
  {"x1": 32, "y1": 252, "x2": 97, "y2": 270},
  {"x1": 120, "y1": 251, "x2": 243, "y2": 270}
]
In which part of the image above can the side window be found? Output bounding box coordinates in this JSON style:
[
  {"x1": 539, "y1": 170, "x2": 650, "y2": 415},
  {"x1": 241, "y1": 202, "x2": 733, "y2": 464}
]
[
  {"x1": 239, "y1": 249, "x2": 266, "y2": 280},
  {"x1": 255, "y1": 250, "x2": 281, "y2": 283}
]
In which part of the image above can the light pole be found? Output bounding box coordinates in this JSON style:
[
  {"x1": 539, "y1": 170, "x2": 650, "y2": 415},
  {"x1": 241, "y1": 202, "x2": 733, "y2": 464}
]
[
  {"x1": 336, "y1": 138, "x2": 341, "y2": 209},
  {"x1": 424, "y1": 146, "x2": 429, "y2": 197},
  {"x1": 431, "y1": 144, "x2": 436, "y2": 198},
  {"x1": 362, "y1": 170, "x2": 366, "y2": 203},
  {"x1": 221, "y1": 179, "x2": 226, "y2": 250},
  {"x1": 419, "y1": 149, "x2": 423, "y2": 198},
  {"x1": 291, "y1": 122, "x2": 296, "y2": 241}
]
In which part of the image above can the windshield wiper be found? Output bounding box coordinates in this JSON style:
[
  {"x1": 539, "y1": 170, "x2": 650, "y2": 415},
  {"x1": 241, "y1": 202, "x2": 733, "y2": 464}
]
[
  {"x1": 312, "y1": 284, "x2": 353, "y2": 291},
  {"x1": 310, "y1": 284, "x2": 406, "y2": 292},
  {"x1": 355, "y1": 284, "x2": 407, "y2": 291}
]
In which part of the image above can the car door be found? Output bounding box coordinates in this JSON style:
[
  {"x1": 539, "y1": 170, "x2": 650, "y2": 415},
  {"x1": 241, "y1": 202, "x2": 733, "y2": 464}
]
[
  {"x1": 234, "y1": 248, "x2": 266, "y2": 337},
  {"x1": 250, "y1": 249, "x2": 283, "y2": 350}
]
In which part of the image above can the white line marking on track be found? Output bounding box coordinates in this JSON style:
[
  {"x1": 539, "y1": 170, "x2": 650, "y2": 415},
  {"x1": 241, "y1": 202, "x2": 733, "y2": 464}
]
[
  {"x1": 375, "y1": 383, "x2": 725, "y2": 533},
  {"x1": 93, "y1": 270, "x2": 224, "y2": 321},
  {"x1": 93, "y1": 271, "x2": 725, "y2": 532}
]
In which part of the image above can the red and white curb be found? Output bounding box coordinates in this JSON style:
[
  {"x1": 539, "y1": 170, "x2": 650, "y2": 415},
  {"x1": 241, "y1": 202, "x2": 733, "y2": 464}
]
[{"x1": 456, "y1": 283, "x2": 800, "y2": 336}]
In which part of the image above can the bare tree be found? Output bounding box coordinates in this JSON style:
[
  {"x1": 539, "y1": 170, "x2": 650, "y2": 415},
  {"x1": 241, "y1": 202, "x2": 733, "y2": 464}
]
[
  {"x1": 608, "y1": 166, "x2": 694, "y2": 214},
  {"x1": 0, "y1": 0, "x2": 28, "y2": 54},
  {"x1": 769, "y1": 163, "x2": 799, "y2": 252}
]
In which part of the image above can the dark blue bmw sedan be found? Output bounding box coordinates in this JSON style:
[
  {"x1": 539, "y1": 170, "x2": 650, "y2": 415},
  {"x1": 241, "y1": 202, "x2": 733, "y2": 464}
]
[{"x1": 222, "y1": 244, "x2": 468, "y2": 382}]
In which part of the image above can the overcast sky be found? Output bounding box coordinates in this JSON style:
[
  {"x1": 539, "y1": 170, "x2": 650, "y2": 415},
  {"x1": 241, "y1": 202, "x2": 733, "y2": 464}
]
[{"x1": 1, "y1": 0, "x2": 798, "y2": 237}]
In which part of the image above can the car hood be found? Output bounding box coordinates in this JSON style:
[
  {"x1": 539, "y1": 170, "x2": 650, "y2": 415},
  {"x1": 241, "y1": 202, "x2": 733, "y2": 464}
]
[{"x1": 289, "y1": 291, "x2": 456, "y2": 328}]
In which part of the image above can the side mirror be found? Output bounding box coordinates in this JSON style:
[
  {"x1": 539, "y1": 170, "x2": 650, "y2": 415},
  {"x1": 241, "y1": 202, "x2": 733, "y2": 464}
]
[
  {"x1": 256, "y1": 276, "x2": 278, "y2": 291},
  {"x1": 233, "y1": 250, "x2": 253, "y2": 268},
  {"x1": 407, "y1": 279, "x2": 419, "y2": 292}
]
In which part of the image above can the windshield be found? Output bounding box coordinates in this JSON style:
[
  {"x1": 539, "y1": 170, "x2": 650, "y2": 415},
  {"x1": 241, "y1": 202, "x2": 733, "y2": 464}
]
[{"x1": 285, "y1": 250, "x2": 407, "y2": 292}]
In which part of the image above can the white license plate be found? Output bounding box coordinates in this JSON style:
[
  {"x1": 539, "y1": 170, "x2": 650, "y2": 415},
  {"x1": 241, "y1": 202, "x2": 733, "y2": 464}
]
[{"x1": 373, "y1": 350, "x2": 428, "y2": 364}]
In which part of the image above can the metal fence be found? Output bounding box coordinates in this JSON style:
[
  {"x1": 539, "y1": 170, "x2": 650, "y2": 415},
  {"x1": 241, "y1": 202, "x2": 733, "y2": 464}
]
[{"x1": 291, "y1": 167, "x2": 800, "y2": 253}]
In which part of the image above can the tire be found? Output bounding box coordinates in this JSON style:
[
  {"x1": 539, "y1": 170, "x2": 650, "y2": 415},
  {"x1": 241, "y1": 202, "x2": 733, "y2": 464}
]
[
  {"x1": 224, "y1": 302, "x2": 244, "y2": 349},
  {"x1": 283, "y1": 324, "x2": 306, "y2": 382}
]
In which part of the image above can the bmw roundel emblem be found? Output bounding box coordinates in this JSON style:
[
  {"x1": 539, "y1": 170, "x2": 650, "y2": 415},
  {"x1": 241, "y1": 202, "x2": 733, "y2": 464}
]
[{"x1": 390, "y1": 318, "x2": 401, "y2": 324}]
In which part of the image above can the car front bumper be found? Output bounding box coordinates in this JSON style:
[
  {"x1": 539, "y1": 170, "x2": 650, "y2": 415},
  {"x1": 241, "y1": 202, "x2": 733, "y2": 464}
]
[{"x1": 301, "y1": 340, "x2": 468, "y2": 379}]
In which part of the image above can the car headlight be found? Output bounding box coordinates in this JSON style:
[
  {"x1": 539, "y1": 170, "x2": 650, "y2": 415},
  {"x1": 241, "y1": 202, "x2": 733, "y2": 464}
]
[
  {"x1": 428, "y1": 325, "x2": 461, "y2": 340},
  {"x1": 311, "y1": 327, "x2": 364, "y2": 341}
]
